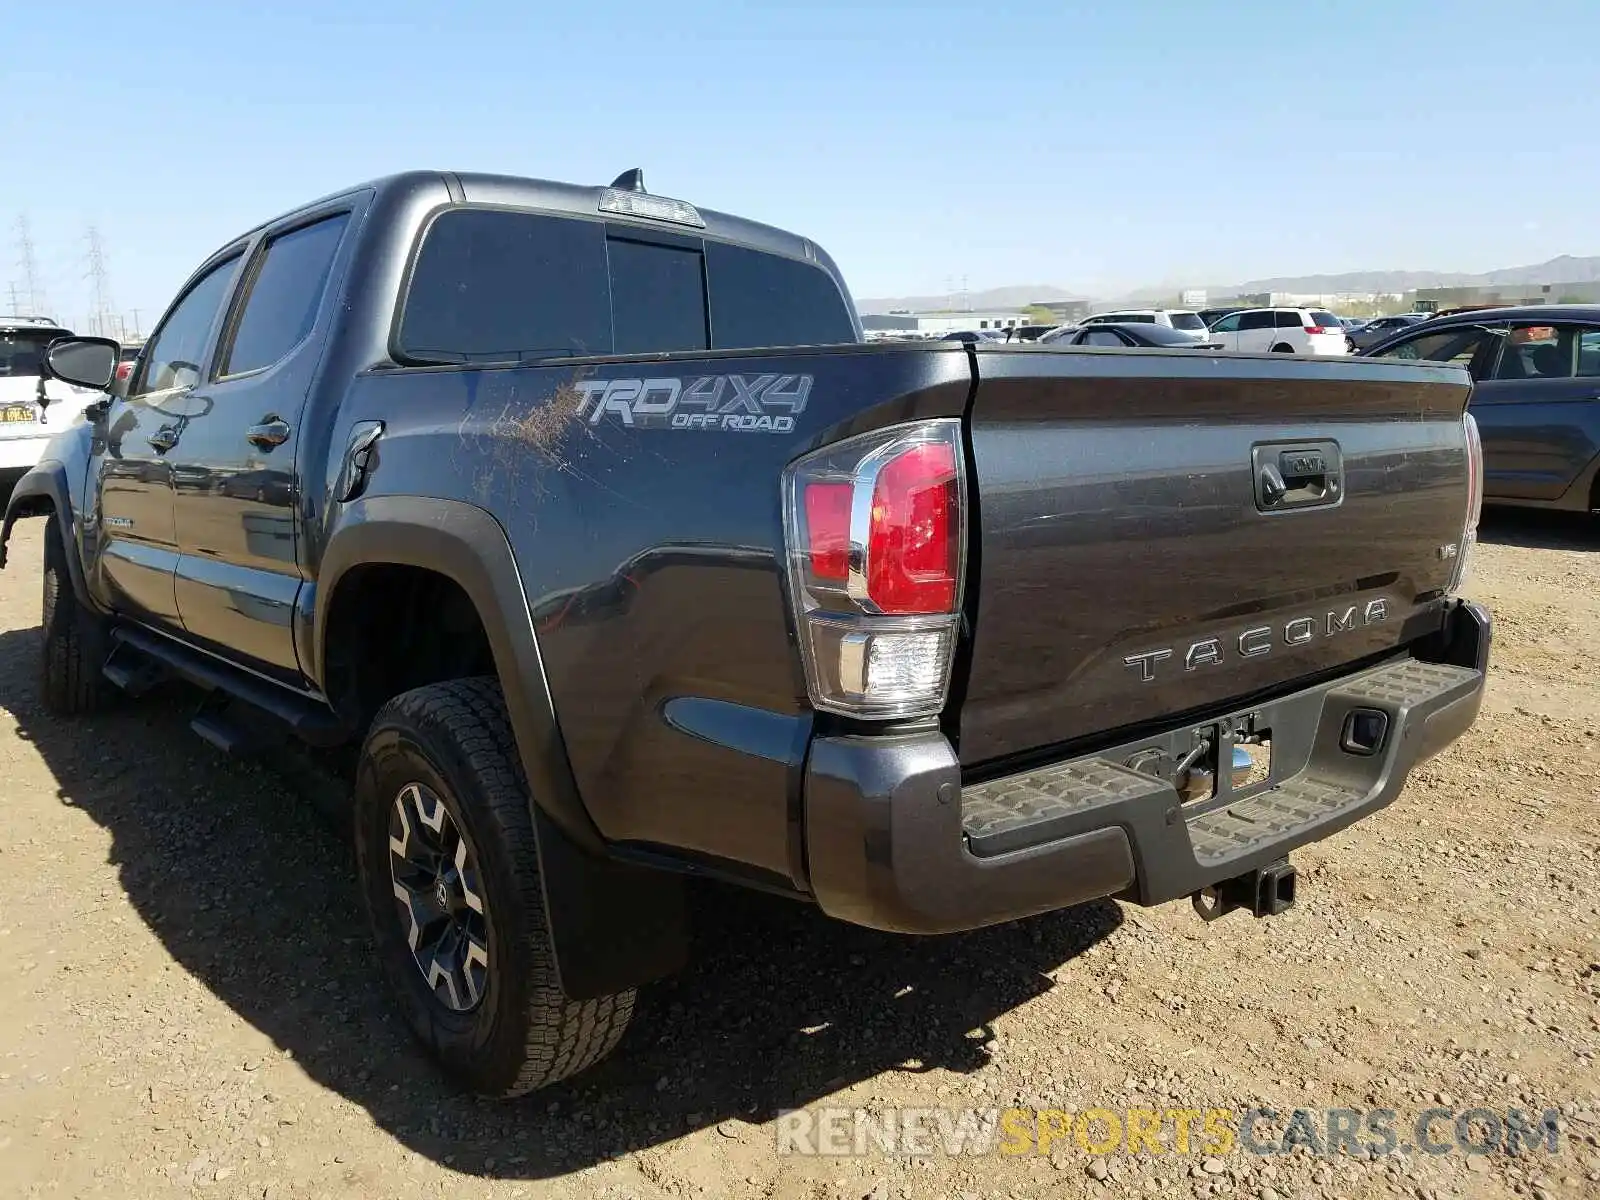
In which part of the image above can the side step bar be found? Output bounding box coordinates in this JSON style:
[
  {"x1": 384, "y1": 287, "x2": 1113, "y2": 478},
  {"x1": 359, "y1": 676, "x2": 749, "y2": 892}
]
[{"x1": 105, "y1": 625, "x2": 350, "y2": 747}]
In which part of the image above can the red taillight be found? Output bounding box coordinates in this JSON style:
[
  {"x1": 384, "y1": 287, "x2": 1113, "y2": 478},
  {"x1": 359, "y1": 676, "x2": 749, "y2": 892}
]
[
  {"x1": 1303, "y1": 325, "x2": 1328, "y2": 335},
  {"x1": 866, "y1": 442, "x2": 957, "y2": 613},
  {"x1": 782, "y1": 420, "x2": 967, "y2": 719},
  {"x1": 803, "y1": 482, "x2": 852, "y2": 582}
]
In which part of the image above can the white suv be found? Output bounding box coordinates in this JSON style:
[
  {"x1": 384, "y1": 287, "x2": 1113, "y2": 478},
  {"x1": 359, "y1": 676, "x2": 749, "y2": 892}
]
[
  {"x1": 1206, "y1": 308, "x2": 1348, "y2": 355},
  {"x1": 1080, "y1": 309, "x2": 1211, "y2": 341},
  {"x1": 1, "y1": 317, "x2": 103, "y2": 490}
]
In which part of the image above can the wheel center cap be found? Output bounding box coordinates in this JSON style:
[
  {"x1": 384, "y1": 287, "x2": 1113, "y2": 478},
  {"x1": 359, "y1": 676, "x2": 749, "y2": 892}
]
[{"x1": 434, "y1": 878, "x2": 451, "y2": 911}]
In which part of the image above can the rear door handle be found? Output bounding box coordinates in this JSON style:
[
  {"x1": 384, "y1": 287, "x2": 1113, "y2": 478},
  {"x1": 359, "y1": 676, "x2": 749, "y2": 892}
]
[
  {"x1": 147, "y1": 426, "x2": 179, "y2": 453},
  {"x1": 246, "y1": 417, "x2": 291, "y2": 449}
]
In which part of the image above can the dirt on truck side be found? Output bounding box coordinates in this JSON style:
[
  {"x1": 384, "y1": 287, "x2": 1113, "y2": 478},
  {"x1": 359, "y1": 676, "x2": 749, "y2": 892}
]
[{"x1": 0, "y1": 511, "x2": 1596, "y2": 1200}]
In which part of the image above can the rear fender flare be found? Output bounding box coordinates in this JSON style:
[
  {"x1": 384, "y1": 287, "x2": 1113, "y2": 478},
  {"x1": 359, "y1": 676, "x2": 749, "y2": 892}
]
[{"x1": 315, "y1": 495, "x2": 687, "y2": 999}]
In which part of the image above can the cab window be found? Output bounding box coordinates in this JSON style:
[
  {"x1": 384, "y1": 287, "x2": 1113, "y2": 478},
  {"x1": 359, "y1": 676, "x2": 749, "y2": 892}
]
[{"x1": 133, "y1": 257, "x2": 242, "y2": 396}]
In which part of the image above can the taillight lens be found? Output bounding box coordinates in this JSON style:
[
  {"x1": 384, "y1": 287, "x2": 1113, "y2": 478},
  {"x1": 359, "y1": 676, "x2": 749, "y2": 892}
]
[
  {"x1": 803, "y1": 482, "x2": 852, "y2": 582},
  {"x1": 866, "y1": 442, "x2": 958, "y2": 614},
  {"x1": 1449, "y1": 412, "x2": 1483, "y2": 592},
  {"x1": 783, "y1": 419, "x2": 967, "y2": 718},
  {"x1": 1303, "y1": 325, "x2": 1328, "y2": 335}
]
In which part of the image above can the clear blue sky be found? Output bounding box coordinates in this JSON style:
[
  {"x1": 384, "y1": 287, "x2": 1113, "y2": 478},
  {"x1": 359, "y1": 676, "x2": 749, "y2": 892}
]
[{"x1": 5, "y1": 0, "x2": 1598, "y2": 330}]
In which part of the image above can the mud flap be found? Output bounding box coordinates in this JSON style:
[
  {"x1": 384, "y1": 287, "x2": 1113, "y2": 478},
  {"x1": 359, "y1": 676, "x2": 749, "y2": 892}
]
[{"x1": 532, "y1": 804, "x2": 689, "y2": 1000}]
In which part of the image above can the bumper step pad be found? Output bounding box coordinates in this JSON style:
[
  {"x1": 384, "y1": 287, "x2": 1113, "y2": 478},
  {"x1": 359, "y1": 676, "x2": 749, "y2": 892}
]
[
  {"x1": 1187, "y1": 660, "x2": 1477, "y2": 864},
  {"x1": 962, "y1": 757, "x2": 1169, "y2": 858},
  {"x1": 960, "y1": 658, "x2": 1480, "y2": 866}
]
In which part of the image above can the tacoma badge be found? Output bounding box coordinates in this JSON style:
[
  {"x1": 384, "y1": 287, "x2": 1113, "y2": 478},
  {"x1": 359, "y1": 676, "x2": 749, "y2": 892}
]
[{"x1": 1122, "y1": 599, "x2": 1389, "y2": 682}]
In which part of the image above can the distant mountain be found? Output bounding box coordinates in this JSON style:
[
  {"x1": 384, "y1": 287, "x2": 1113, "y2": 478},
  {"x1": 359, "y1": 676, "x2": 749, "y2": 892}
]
[
  {"x1": 855, "y1": 284, "x2": 1082, "y2": 315},
  {"x1": 1123, "y1": 255, "x2": 1600, "y2": 302},
  {"x1": 861, "y1": 257, "x2": 1600, "y2": 312}
]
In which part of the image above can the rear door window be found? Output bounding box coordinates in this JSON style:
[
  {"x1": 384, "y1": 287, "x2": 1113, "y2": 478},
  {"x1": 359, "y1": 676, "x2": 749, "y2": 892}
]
[
  {"x1": 221, "y1": 214, "x2": 350, "y2": 377},
  {"x1": 1239, "y1": 311, "x2": 1275, "y2": 331},
  {"x1": 1493, "y1": 325, "x2": 1574, "y2": 380},
  {"x1": 1084, "y1": 329, "x2": 1125, "y2": 346}
]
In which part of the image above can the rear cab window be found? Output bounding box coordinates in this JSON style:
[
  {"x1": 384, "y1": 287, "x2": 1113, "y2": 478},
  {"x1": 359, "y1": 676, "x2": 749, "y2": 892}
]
[
  {"x1": 396, "y1": 208, "x2": 856, "y2": 363},
  {"x1": 0, "y1": 327, "x2": 65, "y2": 380},
  {"x1": 1, "y1": 325, "x2": 69, "y2": 425}
]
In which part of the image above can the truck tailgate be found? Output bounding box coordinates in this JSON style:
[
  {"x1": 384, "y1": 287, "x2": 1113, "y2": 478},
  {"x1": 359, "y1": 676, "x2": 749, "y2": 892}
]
[{"x1": 958, "y1": 348, "x2": 1473, "y2": 767}]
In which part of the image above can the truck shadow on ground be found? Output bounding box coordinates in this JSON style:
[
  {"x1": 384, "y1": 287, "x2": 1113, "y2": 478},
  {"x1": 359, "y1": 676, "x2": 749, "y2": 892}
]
[
  {"x1": 1477, "y1": 507, "x2": 1599, "y2": 551},
  {"x1": 0, "y1": 624, "x2": 1121, "y2": 1182}
]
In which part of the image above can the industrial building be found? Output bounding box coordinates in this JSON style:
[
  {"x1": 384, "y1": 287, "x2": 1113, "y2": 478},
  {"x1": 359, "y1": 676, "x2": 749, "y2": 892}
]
[{"x1": 1410, "y1": 280, "x2": 1600, "y2": 310}]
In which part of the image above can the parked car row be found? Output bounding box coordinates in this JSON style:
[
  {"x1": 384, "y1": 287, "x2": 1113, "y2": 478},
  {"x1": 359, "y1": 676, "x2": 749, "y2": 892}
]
[{"x1": 919, "y1": 301, "x2": 1597, "y2": 517}]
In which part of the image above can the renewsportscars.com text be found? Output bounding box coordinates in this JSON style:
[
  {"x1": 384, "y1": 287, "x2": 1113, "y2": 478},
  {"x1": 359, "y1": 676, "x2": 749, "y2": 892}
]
[{"x1": 775, "y1": 1106, "x2": 1562, "y2": 1159}]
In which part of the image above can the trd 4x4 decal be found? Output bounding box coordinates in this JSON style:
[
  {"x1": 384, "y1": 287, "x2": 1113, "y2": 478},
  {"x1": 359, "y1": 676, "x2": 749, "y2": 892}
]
[{"x1": 573, "y1": 374, "x2": 812, "y2": 433}]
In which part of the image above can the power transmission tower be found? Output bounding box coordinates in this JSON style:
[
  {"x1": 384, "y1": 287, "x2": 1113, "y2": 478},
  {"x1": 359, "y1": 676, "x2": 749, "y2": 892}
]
[
  {"x1": 6, "y1": 282, "x2": 21, "y2": 314},
  {"x1": 15, "y1": 215, "x2": 44, "y2": 315},
  {"x1": 85, "y1": 226, "x2": 113, "y2": 336}
]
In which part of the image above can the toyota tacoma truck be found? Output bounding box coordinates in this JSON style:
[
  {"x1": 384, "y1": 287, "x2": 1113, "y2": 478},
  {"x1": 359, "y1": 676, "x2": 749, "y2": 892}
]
[{"x1": 1, "y1": 170, "x2": 1491, "y2": 1098}]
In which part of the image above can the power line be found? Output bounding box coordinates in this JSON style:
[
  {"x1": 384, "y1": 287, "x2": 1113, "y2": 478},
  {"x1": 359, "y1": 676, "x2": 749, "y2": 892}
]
[
  {"x1": 15, "y1": 215, "x2": 45, "y2": 316},
  {"x1": 85, "y1": 225, "x2": 113, "y2": 337}
]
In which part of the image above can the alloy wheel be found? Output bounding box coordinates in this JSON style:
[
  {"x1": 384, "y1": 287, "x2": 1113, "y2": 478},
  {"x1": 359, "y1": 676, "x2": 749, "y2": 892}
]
[{"x1": 388, "y1": 781, "x2": 491, "y2": 1012}]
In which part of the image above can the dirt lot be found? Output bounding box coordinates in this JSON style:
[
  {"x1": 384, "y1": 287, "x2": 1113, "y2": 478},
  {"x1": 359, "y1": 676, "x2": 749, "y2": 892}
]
[{"x1": 0, "y1": 512, "x2": 1596, "y2": 1200}]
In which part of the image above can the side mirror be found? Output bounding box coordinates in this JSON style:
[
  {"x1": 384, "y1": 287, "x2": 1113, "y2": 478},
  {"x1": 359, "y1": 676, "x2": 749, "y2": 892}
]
[{"x1": 42, "y1": 336, "x2": 120, "y2": 395}]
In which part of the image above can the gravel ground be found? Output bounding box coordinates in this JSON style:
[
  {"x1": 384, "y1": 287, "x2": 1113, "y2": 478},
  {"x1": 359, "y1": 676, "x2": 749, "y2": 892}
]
[{"x1": 0, "y1": 511, "x2": 1596, "y2": 1200}]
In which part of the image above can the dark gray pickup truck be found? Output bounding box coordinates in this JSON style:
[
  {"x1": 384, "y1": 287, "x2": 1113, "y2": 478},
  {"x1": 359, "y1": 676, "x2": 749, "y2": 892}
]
[{"x1": 1, "y1": 170, "x2": 1490, "y2": 1097}]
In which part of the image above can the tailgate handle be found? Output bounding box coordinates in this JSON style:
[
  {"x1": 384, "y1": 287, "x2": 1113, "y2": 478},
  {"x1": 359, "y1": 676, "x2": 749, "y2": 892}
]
[{"x1": 1253, "y1": 441, "x2": 1341, "y2": 512}]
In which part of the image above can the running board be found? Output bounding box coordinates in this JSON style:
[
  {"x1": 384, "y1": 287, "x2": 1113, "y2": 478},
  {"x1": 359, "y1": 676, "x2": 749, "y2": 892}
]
[
  {"x1": 191, "y1": 705, "x2": 256, "y2": 756},
  {"x1": 107, "y1": 625, "x2": 350, "y2": 747},
  {"x1": 102, "y1": 644, "x2": 169, "y2": 698}
]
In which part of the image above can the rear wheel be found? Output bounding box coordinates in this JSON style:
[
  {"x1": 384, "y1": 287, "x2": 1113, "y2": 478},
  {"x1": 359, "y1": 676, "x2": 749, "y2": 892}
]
[
  {"x1": 354, "y1": 677, "x2": 634, "y2": 1097},
  {"x1": 1271, "y1": 343, "x2": 1295, "y2": 353},
  {"x1": 40, "y1": 514, "x2": 109, "y2": 715}
]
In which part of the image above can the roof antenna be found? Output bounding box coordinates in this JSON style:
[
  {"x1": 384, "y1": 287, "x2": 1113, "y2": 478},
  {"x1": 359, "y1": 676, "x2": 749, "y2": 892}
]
[{"x1": 609, "y1": 168, "x2": 647, "y2": 193}]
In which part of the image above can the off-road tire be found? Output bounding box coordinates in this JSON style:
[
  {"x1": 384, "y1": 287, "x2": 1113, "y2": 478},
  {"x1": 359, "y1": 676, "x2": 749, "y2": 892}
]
[
  {"x1": 354, "y1": 677, "x2": 634, "y2": 1097},
  {"x1": 40, "y1": 514, "x2": 109, "y2": 715}
]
